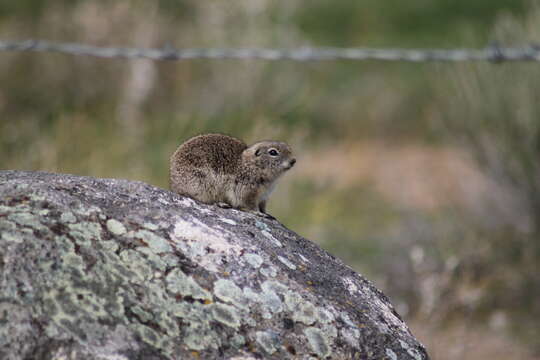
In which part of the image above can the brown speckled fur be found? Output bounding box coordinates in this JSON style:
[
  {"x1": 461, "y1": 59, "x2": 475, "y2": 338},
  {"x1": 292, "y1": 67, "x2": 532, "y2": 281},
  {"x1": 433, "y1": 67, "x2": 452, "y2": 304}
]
[{"x1": 170, "y1": 134, "x2": 295, "y2": 214}]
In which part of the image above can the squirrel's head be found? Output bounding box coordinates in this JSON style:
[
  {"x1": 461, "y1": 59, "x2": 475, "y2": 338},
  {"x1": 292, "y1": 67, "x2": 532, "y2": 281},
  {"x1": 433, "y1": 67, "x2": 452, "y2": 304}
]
[{"x1": 243, "y1": 140, "x2": 296, "y2": 177}]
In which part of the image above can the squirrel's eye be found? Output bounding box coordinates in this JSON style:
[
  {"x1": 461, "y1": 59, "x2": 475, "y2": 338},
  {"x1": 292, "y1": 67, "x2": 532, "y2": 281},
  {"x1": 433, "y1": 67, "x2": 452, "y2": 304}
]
[{"x1": 268, "y1": 149, "x2": 279, "y2": 156}]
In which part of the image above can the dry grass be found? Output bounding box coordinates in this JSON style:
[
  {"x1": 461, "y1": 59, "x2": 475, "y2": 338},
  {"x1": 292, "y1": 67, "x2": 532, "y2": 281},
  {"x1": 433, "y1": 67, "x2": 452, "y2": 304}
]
[
  {"x1": 295, "y1": 140, "x2": 523, "y2": 225},
  {"x1": 411, "y1": 320, "x2": 540, "y2": 360}
]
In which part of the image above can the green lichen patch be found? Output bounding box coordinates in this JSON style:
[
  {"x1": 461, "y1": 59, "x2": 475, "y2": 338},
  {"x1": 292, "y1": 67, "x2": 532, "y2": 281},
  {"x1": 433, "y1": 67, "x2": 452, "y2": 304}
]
[
  {"x1": 184, "y1": 323, "x2": 220, "y2": 351},
  {"x1": 260, "y1": 282, "x2": 289, "y2": 315},
  {"x1": 0, "y1": 218, "x2": 16, "y2": 231},
  {"x1": 242, "y1": 286, "x2": 261, "y2": 302},
  {"x1": 67, "y1": 222, "x2": 102, "y2": 246},
  {"x1": 171, "y1": 302, "x2": 209, "y2": 323},
  {"x1": 316, "y1": 307, "x2": 335, "y2": 324},
  {"x1": 135, "y1": 324, "x2": 163, "y2": 350},
  {"x1": 72, "y1": 204, "x2": 102, "y2": 216},
  {"x1": 0, "y1": 303, "x2": 31, "y2": 347},
  {"x1": 230, "y1": 334, "x2": 246, "y2": 348},
  {"x1": 0, "y1": 205, "x2": 12, "y2": 213},
  {"x1": 1, "y1": 230, "x2": 23, "y2": 243},
  {"x1": 4, "y1": 204, "x2": 32, "y2": 214},
  {"x1": 129, "y1": 230, "x2": 171, "y2": 253},
  {"x1": 260, "y1": 292, "x2": 284, "y2": 317},
  {"x1": 120, "y1": 250, "x2": 153, "y2": 280},
  {"x1": 60, "y1": 211, "x2": 77, "y2": 224},
  {"x1": 106, "y1": 219, "x2": 127, "y2": 235},
  {"x1": 63, "y1": 252, "x2": 85, "y2": 268},
  {"x1": 153, "y1": 310, "x2": 180, "y2": 336},
  {"x1": 213, "y1": 279, "x2": 246, "y2": 308},
  {"x1": 254, "y1": 221, "x2": 270, "y2": 232},
  {"x1": 321, "y1": 323, "x2": 338, "y2": 341},
  {"x1": 261, "y1": 280, "x2": 288, "y2": 296},
  {"x1": 142, "y1": 222, "x2": 159, "y2": 231},
  {"x1": 159, "y1": 253, "x2": 181, "y2": 268},
  {"x1": 100, "y1": 240, "x2": 119, "y2": 253},
  {"x1": 131, "y1": 305, "x2": 154, "y2": 322},
  {"x1": 259, "y1": 266, "x2": 277, "y2": 277},
  {"x1": 304, "y1": 327, "x2": 330, "y2": 358},
  {"x1": 244, "y1": 253, "x2": 263, "y2": 268},
  {"x1": 211, "y1": 303, "x2": 241, "y2": 329},
  {"x1": 165, "y1": 268, "x2": 212, "y2": 301},
  {"x1": 285, "y1": 292, "x2": 316, "y2": 326},
  {"x1": 243, "y1": 286, "x2": 283, "y2": 320},
  {"x1": 7, "y1": 212, "x2": 46, "y2": 231},
  {"x1": 137, "y1": 247, "x2": 169, "y2": 271},
  {"x1": 255, "y1": 330, "x2": 281, "y2": 355}
]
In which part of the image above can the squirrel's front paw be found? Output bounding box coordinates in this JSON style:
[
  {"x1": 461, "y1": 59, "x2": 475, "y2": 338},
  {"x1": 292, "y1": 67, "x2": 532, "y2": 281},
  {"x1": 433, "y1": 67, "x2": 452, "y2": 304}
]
[{"x1": 255, "y1": 211, "x2": 276, "y2": 220}]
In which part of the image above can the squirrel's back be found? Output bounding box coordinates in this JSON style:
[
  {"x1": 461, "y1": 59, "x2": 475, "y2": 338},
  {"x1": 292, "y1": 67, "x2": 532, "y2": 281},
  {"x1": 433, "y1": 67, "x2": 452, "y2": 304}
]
[{"x1": 171, "y1": 134, "x2": 246, "y2": 174}]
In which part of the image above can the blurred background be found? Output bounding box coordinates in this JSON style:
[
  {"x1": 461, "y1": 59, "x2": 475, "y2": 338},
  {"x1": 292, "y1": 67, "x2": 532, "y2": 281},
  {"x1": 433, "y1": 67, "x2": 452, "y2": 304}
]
[{"x1": 1, "y1": 1, "x2": 539, "y2": 358}]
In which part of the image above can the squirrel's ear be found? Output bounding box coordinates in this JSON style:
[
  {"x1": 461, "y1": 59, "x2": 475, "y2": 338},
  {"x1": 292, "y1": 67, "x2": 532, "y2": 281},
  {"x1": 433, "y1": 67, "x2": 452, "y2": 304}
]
[{"x1": 255, "y1": 148, "x2": 262, "y2": 156}]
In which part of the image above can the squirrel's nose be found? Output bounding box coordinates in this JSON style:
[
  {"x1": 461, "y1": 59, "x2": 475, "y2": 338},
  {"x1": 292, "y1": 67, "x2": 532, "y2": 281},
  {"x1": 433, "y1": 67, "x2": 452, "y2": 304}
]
[{"x1": 290, "y1": 158, "x2": 296, "y2": 167}]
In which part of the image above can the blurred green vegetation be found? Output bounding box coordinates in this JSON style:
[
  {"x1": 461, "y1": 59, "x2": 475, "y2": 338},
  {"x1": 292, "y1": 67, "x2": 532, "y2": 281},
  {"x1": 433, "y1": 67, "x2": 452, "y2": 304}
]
[
  {"x1": 1, "y1": 0, "x2": 539, "y2": 357},
  {"x1": 296, "y1": 0, "x2": 527, "y2": 46}
]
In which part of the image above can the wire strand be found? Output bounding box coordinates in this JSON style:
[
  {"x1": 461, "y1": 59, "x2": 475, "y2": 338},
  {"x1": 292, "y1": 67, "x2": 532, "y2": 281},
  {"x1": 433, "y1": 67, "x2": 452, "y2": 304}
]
[{"x1": 1, "y1": 39, "x2": 540, "y2": 62}]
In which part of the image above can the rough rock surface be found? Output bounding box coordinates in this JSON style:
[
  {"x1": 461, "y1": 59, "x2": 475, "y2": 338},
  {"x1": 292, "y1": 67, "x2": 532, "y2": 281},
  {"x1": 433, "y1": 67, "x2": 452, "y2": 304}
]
[{"x1": 0, "y1": 170, "x2": 429, "y2": 360}]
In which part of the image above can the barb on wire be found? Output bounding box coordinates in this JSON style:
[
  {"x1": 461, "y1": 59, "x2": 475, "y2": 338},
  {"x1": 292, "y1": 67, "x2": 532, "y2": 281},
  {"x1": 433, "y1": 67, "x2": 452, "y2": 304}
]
[{"x1": 1, "y1": 39, "x2": 540, "y2": 63}]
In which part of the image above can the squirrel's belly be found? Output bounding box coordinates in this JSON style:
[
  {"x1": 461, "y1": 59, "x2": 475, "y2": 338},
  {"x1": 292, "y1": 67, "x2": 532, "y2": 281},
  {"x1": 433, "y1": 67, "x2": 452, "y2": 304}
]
[{"x1": 260, "y1": 182, "x2": 276, "y2": 202}]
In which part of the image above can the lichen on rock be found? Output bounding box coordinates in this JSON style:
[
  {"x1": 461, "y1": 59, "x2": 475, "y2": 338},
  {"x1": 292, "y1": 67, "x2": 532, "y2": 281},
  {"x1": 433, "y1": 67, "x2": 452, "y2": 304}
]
[{"x1": 0, "y1": 170, "x2": 429, "y2": 360}]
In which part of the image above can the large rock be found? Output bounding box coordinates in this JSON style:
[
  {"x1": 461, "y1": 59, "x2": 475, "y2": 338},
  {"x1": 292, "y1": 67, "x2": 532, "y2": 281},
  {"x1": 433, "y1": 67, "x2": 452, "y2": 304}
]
[{"x1": 0, "y1": 170, "x2": 429, "y2": 359}]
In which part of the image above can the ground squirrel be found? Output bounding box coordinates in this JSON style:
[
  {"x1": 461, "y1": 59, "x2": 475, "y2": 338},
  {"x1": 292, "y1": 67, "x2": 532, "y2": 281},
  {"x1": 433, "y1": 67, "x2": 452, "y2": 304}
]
[{"x1": 170, "y1": 134, "x2": 296, "y2": 217}]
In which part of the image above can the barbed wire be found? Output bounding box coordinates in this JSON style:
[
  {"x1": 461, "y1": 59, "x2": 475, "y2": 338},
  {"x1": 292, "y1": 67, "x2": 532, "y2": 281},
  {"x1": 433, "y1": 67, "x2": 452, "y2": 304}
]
[{"x1": 1, "y1": 39, "x2": 540, "y2": 63}]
